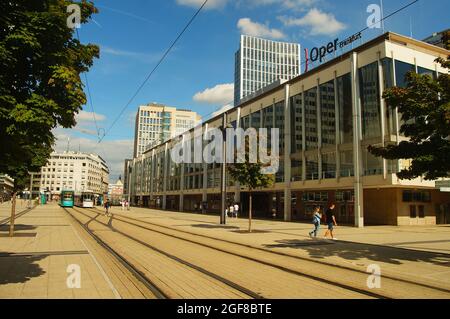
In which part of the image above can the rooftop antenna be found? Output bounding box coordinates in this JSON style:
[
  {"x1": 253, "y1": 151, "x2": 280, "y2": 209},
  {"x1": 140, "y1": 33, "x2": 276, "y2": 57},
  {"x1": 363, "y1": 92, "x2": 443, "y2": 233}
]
[
  {"x1": 380, "y1": 0, "x2": 385, "y2": 33},
  {"x1": 410, "y1": 16, "x2": 413, "y2": 38},
  {"x1": 66, "y1": 137, "x2": 70, "y2": 153}
]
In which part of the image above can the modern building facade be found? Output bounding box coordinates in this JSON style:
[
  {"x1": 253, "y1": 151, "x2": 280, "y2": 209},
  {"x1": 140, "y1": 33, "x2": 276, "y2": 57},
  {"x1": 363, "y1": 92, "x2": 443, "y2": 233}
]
[
  {"x1": 234, "y1": 35, "x2": 301, "y2": 106},
  {"x1": 423, "y1": 29, "x2": 450, "y2": 49},
  {"x1": 0, "y1": 174, "x2": 14, "y2": 202},
  {"x1": 133, "y1": 103, "x2": 202, "y2": 158},
  {"x1": 36, "y1": 151, "x2": 109, "y2": 198},
  {"x1": 129, "y1": 32, "x2": 450, "y2": 226}
]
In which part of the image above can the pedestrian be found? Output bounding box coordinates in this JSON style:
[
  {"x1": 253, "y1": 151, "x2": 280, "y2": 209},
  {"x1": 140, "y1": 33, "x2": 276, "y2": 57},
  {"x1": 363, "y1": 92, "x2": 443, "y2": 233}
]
[
  {"x1": 104, "y1": 199, "x2": 111, "y2": 216},
  {"x1": 229, "y1": 205, "x2": 234, "y2": 218},
  {"x1": 234, "y1": 203, "x2": 239, "y2": 219},
  {"x1": 225, "y1": 207, "x2": 229, "y2": 218},
  {"x1": 324, "y1": 203, "x2": 338, "y2": 240},
  {"x1": 126, "y1": 200, "x2": 130, "y2": 211},
  {"x1": 121, "y1": 200, "x2": 125, "y2": 211},
  {"x1": 309, "y1": 206, "x2": 322, "y2": 238}
]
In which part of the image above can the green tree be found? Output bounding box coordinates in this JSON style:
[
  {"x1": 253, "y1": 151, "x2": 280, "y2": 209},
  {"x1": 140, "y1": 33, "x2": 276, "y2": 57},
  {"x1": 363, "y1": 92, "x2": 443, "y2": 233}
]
[
  {"x1": 368, "y1": 56, "x2": 450, "y2": 180},
  {"x1": 228, "y1": 152, "x2": 274, "y2": 233},
  {"x1": 0, "y1": 0, "x2": 99, "y2": 236}
]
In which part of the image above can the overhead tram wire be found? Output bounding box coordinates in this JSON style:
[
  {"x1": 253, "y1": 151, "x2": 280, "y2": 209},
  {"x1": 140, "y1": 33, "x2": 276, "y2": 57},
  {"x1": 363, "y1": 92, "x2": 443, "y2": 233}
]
[
  {"x1": 97, "y1": 0, "x2": 209, "y2": 145},
  {"x1": 74, "y1": 29, "x2": 109, "y2": 164},
  {"x1": 75, "y1": 28, "x2": 102, "y2": 142}
]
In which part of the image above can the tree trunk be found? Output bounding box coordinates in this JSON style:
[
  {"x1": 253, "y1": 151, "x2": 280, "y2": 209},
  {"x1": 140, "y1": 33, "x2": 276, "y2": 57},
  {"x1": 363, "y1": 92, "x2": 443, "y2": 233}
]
[
  {"x1": 249, "y1": 193, "x2": 252, "y2": 233},
  {"x1": 9, "y1": 192, "x2": 17, "y2": 237}
]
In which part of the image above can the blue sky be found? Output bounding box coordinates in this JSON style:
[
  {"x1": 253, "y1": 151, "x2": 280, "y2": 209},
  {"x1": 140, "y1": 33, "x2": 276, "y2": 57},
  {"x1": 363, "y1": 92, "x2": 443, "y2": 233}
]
[{"x1": 54, "y1": 0, "x2": 449, "y2": 180}]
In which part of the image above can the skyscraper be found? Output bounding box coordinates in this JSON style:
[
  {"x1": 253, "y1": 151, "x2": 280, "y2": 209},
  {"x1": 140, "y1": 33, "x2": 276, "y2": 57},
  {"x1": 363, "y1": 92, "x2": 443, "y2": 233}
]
[
  {"x1": 234, "y1": 35, "x2": 301, "y2": 106},
  {"x1": 133, "y1": 103, "x2": 202, "y2": 158}
]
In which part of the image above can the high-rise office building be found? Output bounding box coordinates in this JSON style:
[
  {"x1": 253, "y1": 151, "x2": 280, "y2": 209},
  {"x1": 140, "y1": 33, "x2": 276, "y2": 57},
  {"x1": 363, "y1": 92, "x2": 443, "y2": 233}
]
[
  {"x1": 133, "y1": 103, "x2": 202, "y2": 158},
  {"x1": 234, "y1": 35, "x2": 301, "y2": 106}
]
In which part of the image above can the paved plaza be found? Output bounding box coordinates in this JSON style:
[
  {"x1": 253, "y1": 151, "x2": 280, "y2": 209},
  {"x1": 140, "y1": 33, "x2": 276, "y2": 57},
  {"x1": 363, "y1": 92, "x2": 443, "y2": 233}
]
[{"x1": 0, "y1": 202, "x2": 449, "y2": 299}]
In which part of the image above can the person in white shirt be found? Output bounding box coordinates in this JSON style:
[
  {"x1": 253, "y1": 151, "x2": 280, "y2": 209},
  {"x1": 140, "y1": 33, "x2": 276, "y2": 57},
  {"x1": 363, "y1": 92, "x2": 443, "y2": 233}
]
[
  {"x1": 229, "y1": 205, "x2": 234, "y2": 217},
  {"x1": 234, "y1": 203, "x2": 239, "y2": 218},
  {"x1": 121, "y1": 200, "x2": 125, "y2": 211}
]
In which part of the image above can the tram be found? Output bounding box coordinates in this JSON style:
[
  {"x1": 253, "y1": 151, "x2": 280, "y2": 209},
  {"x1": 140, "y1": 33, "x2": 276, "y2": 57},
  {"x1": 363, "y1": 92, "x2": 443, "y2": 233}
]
[
  {"x1": 74, "y1": 191, "x2": 95, "y2": 208},
  {"x1": 60, "y1": 190, "x2": 74, "y2": 208}
]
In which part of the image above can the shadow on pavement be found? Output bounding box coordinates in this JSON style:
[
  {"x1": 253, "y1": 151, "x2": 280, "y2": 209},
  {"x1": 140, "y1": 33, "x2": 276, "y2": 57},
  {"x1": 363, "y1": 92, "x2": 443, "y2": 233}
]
[
  {"x1": 191, "y1": 224, "x2": 240, "y2": 230},
  {"x1": 263, "y1": 239, "x2": 450, "y2": 266},
  {"x1": 0, "y1": 255, "x2": 46, "y2": 285},
  {"x1": 0, "y1": 224, "x2": 37, "y2": 232}
]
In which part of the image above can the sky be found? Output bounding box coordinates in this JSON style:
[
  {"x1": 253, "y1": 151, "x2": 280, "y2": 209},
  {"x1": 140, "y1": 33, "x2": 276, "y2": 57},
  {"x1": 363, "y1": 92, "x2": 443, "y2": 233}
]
[{"x1": 54, "y1": 0, "x2": 450, "y2": 181}]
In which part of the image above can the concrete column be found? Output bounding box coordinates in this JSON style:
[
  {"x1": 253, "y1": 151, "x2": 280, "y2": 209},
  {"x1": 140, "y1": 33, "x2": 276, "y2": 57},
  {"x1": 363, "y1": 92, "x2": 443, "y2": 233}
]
[
  {"x1": 316, "y1": 79, "x2": 322, "y2": 182},
  {"x1": 202, "y1": 124, "x2": 208, "y2": 212},
  {"x1": 162, "y1": 144, "x2": 169, "y2": 210},
  {"x1": 234, "y1": 109, "x2": 241, "y2": 204},
  {"x1": 351, "y1": 52, "x2": 364, "y2": 228},
  {"x1": 179, "y1": 136, "x2": 185, "y2": 212},
  {"x1": 334, "y1": 71, "x2": 341, "y2": 182},
  {"x1": 284, "y1": 84, "x2": 292, "y2": 221},
  {"x1": 301, "y1": 85, "x2": 306, "y2": 183},
  {"x1": 377, "y1": 52, "x2": 388, "y2": 179}
]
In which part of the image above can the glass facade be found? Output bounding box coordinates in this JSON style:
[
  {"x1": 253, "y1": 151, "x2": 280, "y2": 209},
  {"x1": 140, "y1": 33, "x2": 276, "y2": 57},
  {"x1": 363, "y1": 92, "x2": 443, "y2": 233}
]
[
  {"x1": 290, "y1": 94, "x2": 303, "y2": 154},
  {"x1": 395, "y1": 60, "x2": 415, "y2": 88},
  {"x1": 337, "y1": 73, "x2": 353, "y2": 144},
  {"x1": 275, "y1": 101, "x2": 285, "y2": 153},
  {"x1": 359, "y1": 62, "x2": 381, "y2": 139},
  {"x1": 305, "y1": 153, "x2": 319, "y2": 180},
  {"x1": 322, "y1": 152, "x2": 336, "y2": 179},
  {"x1": 320, "y1": 80, "x2": 336, "y2": 148},
  {"x1": 304, "y1": 88, "x2": 318, "y2": 150}
]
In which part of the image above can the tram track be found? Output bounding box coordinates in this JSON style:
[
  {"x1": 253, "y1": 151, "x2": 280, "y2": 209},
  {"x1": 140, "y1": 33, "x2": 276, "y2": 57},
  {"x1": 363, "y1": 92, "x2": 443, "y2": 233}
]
[
  {"x1": 71, "y1": 208, "x2": 391, "y2": 299},
  {"x1": 107, "y1": 210, "x2": 450, "y2": 296},
  {"x1": 66, "y1": 207, "x2": 264, "y2": 299},
  {"x1": 63, "y1": 207, "x2": 169, "y2": 299}
]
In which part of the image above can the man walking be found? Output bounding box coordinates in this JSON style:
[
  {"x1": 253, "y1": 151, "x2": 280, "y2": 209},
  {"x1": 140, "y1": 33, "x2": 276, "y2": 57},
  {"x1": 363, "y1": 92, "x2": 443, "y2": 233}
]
[
  {"x1": 309, "y1": 206, "x2": 322, "y2": 238},
  {"x1": 324, "y1": 203, "x2": 338, "y2": 240},
  {"x1": 104, "y1": 199, "x2": 111, "y2": 217}
]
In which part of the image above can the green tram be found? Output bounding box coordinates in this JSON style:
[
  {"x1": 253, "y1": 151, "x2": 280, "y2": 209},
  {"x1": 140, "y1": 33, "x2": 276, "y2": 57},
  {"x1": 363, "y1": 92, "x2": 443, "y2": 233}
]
[{"x1": 60, "y1": 190, "x2": 74, "y2": 208}]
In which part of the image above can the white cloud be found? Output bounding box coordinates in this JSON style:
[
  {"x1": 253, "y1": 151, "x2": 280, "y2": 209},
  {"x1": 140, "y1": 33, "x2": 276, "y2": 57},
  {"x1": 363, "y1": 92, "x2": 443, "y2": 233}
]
[
  {"x1": 176, "y1": 0, "x2": 228, "y2": 10},
  {"x1": 76, "y1": 111, "x2": 106, "y2": 123},
  {"x1": 279, "y1": 8, "x2": 346, "y2": 36},
  {"x1": 193, "y1": 83, "x2": 234, "y2": 105},
  {"x1": 237, "y1": 0, "x2": 317, "y2": 11},
  {"x1": 237, "y1": 18, "x2": 285, "y2": 40},
  {"x1": 53, "y1": 129, "x2": 133, "y2": 181}
]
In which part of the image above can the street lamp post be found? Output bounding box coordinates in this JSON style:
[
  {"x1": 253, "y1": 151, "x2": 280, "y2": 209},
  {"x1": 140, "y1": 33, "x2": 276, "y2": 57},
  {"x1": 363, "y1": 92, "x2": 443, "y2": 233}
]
[{"x1": 28, "y1": 173, "x2": 34, "y2": 209}]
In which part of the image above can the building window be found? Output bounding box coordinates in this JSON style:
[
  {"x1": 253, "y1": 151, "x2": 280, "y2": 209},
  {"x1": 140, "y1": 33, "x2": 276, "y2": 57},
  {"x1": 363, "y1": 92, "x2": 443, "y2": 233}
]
[
  {"x1": 395, "y1": 60, "x2": 415, "y2": 88},
  {"x1": 337, "y1": 73, "x2": 353, "y2": 144},
  {"x1": 359, "y1": 62, "x2": 381, "y2": 139},
  {"x1": 340, "y1": 150, "x2": 354, "y2": 177},
  {"x1": 322, "y1": 152, "x2": 336, "y2": 179},
  {"x1": 409, "y1": 205, "x2": 417, "y2": 218},
  {"x1": 305, "y1": 153, "x2": 319, "y2": 180},
  {"x1": 290, "y1": 94, "x2": 302, "y2": 154},
  {"x1": 320, "y1": 80, "x2": 336, "y2": 148},
  {"x1": 305, "y1": 87, "x2": 318, "y2": 150}
]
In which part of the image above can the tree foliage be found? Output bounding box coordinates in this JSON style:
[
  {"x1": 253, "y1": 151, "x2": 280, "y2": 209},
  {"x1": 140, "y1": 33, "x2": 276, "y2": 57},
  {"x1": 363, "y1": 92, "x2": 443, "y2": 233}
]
[
  {"x1": 368, "y1": 56, "x2": 450, "y2": 180},
  {"x1": 0, "y1": 0, "x2": 99, "y2": 190}
]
